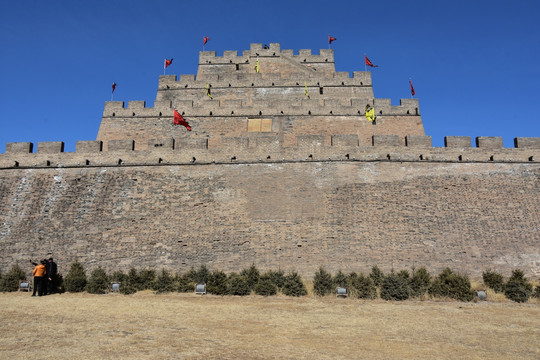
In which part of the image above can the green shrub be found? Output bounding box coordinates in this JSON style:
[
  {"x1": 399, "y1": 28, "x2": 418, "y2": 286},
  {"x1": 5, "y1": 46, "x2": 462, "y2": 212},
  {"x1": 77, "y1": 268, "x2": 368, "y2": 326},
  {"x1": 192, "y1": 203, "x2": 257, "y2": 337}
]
[
  {"x1": 369, "y1": 266, "x2": 384, "y2": 287},
  {"x1": 110, "y1": 270, "x2": 135, "y2": 295},
  {"x1": 111, "y1": 270, "x2": 127, "y2": 284},
  {"x1": 207, "y1": 270, "x2": 228, "y2": 295},
  {"x1": 228, "y1": 273, "x2": 250, "y2": 296},
  {"x1": 504, "y1": 269, "x2": 533, "y2": 303},
  {"x1": 86, "y1": 267, "x2": 110, "y2": 294},
  {"x1": 64, "y1": 261, "x2": 87, "y2": 293},
  {"x1": 381, "y1": 273, "x2": 410, "y2": 301},
  {"x1": 193, "y1": 265, "x2": 210, "y2": 285},
  {"x1": 482, "y1": 269, "x2": 505, "y2": 293},
  {"x1": 398, "y1": 269, "x2": 410, "y2": 279},
  {"x1": 265, "y1": 269, "x2": 285, "y2": 290},
  {"x1": 282, "y1": 271, "x2": 307, "y2": 297},
  {"x1": 333, "y1": 270, "x2": 347, "y2": 288},
  {"x1": 349, "y1": 273, "x2": 377, "y2": 299},
  {"x1": 118, "y1": 267, "x2": 139, "y2": 294},
  {"x1": 0, "y1": 264, "x2": 26, "y2": 292},
  {"x1": 137, "y1": 269, "x2": 157, "y2": 290},
  {"x1": 240, "y1": 264, "x2": 260, "y2": 290},
  {"x1": 409, "y1": 267, "x2": 431, "y2": 298},
  {"x1": 254, "y1": 276, "x2": 277, "y2": 296},
  {"x1": 313, "y1": 267, "x2": 333, "y2": 296},
  {"x1": 428, "y1": 268, "x2": 474, "y2": 302},
  {"x1": 177, "y1": 273, "x2": 195, "y2": 293},
  {"x1": 153, "y1": 269, "x2": 176, "y2": 294},
  {"x1": 534, "y1": 285, "x2": 540, "y2": 299}
]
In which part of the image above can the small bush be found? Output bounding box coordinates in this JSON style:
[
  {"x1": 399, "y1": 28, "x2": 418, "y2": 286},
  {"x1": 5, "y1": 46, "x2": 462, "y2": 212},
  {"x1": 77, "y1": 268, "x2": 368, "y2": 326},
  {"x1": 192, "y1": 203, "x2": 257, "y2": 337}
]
[
  {"x1": 333, "y1": 270, "x2": 348, "y2": 288},
  {"x1": 265, "y1": 269, "x2": 285, "y2": 290},
  {"x1": 428, "y1": 268, "x2": 474, "y2": 302},
  {"x1": 381, "y1": 273, "x2": 410, "y2": 301},
  {"x1": 397, "y1": 269, "x2": 410, "y2": 280},
  {"x1": 409, "y1": 267, "x2": 431, "y2": 298},
  {"x1": 193, "y1": 265, "x2": 210, "y2": 285},
  {"x1": 86, "y1": 267, "x2": 110, "y2": 294},
  {"x1": 137, "y1": 269, "x2": 157, "y2": 290},
  {"x1": 177, "y1": 273, "x2": 195, "y2": 293},
  {"x1": 313, "y1": 267, "x2": 333, "y2": 296},
  {"x1": 0, "y1": 264, "x2": 26, "y2": 292},
  {"x1": 534, "y1": 285, "x2": 540, "y2": 299},
  {"x1": 240, "y1": 264, "x2": 260, "y2": 290},
  {"x1": 153, "y1": 269, "x2": 176, "y2": 294},
  {"x1": 369, "y1": 266, "x2": 384, "y2": 287},
  {"x1": 482, "y1": 269, "x2": 505, "y2": 293},
  {"x1": 207, "y1": 270, "x2": 228, "y2": 295},
  {"x1": 504, "y1": 269, "x2": 533, "y2": 303},
  {"x1": 349, "y1": 273, "x2": 377, "y2": 299},
  {"x1": 282, "y1": 271, "x2": 307, "y2": 297},
  {"x1": 254, "y1": 276, "x2": 277, "y2": 296},
  {"x1": 64, "y1": 261, "x2": 87, "y2": 293},
  {"x1": 228, "y1": 273, "x2": 250, "y2": 296}
]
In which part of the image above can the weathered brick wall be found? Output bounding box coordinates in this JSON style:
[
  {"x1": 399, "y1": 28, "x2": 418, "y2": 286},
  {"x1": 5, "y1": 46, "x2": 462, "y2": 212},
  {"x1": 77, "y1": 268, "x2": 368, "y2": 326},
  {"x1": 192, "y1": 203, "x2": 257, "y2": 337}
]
[{"x1": 1, "y1": 150, "x2": 538, "y2": 279}]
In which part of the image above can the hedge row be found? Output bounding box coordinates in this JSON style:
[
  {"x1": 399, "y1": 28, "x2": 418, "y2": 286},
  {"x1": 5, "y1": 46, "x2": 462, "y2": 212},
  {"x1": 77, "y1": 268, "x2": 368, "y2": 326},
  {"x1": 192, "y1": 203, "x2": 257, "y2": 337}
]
[{"x1": 1, "y1": 262, "x2": 538, "y2": 303}]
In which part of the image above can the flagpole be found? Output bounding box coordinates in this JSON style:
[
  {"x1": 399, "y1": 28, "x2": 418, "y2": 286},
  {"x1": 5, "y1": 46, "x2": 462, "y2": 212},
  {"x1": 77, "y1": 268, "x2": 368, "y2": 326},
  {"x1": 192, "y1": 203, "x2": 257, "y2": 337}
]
[{"x1": 364, "y1": 54, "x2": 366, "y2": 72}]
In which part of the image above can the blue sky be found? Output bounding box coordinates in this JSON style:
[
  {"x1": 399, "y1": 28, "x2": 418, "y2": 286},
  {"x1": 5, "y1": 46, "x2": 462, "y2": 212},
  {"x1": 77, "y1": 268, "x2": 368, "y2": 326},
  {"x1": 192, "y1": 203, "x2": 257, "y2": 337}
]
[{"x1": 1, "y1": 0, "x2": 539, "y2": 152}]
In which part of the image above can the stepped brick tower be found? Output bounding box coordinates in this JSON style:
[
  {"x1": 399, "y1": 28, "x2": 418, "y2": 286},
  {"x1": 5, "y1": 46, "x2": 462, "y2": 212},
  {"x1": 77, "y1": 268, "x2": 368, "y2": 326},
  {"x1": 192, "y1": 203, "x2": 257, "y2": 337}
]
[
  {"x1": 1, "y1": 44, "x2": 539, "y2": 279},
  {"x1": 97, "y1": 43, "x2": 424, "y2": 150}
]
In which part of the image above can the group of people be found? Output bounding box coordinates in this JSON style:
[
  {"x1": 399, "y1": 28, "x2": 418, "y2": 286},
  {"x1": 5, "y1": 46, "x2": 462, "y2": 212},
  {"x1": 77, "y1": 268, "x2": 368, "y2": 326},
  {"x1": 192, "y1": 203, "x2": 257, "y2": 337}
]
[{"x1": 31, "y1": 257, "x2": 57, "y2": 296}]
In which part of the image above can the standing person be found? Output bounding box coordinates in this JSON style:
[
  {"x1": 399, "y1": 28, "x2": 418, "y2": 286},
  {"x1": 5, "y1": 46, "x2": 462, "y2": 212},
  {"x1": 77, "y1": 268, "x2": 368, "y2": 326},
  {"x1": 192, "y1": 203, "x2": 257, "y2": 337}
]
[
  {"x1": 46, "y1": 257, "x2": 58, "y2": 295},
  {"x1": 31, "y1": 260, "x2": 47, "y2": 296}
]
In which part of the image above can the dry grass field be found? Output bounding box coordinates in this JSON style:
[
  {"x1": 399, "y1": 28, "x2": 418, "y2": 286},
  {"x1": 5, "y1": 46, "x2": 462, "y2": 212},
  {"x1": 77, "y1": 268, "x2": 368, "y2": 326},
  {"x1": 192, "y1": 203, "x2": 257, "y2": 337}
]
[{"x1": 0, "y1": 290, "x2": 538, "y2": 360}]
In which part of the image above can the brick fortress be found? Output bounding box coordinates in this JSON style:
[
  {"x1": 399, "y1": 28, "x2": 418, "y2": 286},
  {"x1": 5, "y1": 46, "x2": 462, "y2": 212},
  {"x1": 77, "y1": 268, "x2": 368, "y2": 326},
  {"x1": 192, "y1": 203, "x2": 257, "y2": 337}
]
[{"x1": 1, "y1": 43, "x2": 539, "y2": 278}]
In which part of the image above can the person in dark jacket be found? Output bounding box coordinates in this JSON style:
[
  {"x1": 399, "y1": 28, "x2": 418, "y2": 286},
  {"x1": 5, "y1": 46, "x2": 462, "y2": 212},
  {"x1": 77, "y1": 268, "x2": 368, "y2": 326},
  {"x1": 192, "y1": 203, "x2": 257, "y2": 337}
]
[{"x1": 46, "y1": 257, "x2": 58, "y2": 295}]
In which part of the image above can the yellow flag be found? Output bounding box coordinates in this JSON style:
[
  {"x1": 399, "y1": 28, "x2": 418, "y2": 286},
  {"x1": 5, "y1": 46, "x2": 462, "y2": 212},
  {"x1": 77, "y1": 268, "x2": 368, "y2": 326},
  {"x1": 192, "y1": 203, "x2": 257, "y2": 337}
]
[
  {"x1": 206, "y1": 83, "x2": 213, "y2": 99},
  {"x1": 255, "y1": 57, "x2": 259, "y2": 73},
  {"x1": 304, "y1": 81, "x2": 310, "y2": 99},
  {"x1": 365, "y1": 105, "x2": 375, "y2": 123}
]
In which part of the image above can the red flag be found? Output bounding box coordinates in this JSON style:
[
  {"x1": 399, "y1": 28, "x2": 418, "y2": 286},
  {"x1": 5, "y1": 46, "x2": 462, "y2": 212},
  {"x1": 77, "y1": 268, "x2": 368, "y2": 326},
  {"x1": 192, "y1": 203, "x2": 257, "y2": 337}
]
[
  {"x1": 365, "y1": 56, "x2": 378, "y2": 68},
  {"x1": 328, "y1": 35, "x2": 336, "y2": 44},
  {"x1": 409, "y1": 79, "x2": 415, "y2": 96},
  {"x1": 112, "y1": 82, "x2": 116, "y2": 93},
  {"x1": 203, "y1": 36, "x2": 209, "y2": 45},
  {"x1": 164, "y1": 58, "x2": 173, "y2": 69},
  {"x1": 173, "y1": 109, "x2": 191, "y2": 131}
]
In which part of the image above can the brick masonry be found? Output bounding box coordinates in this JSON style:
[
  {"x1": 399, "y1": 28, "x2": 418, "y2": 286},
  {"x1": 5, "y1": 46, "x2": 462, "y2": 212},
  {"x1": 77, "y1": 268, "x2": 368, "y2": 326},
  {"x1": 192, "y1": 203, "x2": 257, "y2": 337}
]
[{"x1": 0, "y1": 44, "x2": 539, "y2": 279}]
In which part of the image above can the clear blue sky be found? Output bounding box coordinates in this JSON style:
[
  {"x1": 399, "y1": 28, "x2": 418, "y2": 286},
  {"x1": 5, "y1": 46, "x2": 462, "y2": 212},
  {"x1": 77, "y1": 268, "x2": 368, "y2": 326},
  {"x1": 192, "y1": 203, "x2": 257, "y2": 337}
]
[{"x1": 1, "y1": 0, "x2": 539, "y2": 152}]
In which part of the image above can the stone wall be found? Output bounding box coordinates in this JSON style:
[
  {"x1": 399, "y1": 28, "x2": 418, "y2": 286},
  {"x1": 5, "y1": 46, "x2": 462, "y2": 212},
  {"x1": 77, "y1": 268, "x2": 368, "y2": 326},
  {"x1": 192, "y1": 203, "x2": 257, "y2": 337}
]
[{"x1": 1, "y1": 138, "x2": 539, "y2": 279}]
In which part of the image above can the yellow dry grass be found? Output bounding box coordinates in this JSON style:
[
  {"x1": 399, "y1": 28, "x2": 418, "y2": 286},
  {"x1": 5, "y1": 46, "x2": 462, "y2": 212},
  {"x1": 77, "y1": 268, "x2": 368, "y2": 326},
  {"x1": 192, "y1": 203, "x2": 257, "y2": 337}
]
[{"x1": 1, "y1": 291, "x2": 538, "y2": 360}]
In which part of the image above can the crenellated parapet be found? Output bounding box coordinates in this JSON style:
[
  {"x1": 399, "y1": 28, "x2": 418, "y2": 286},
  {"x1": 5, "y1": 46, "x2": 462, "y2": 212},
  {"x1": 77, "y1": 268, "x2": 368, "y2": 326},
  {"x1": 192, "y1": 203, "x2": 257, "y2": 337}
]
[
  {"x1": 2, "y1": 136, "x2": 539, "y2": 169},
  {"x1": 102, "y1": 97, "x2": 417, "y2": 118},
  {"x1": 198, "y1": 43, "x2": 334, "y2": 65}
]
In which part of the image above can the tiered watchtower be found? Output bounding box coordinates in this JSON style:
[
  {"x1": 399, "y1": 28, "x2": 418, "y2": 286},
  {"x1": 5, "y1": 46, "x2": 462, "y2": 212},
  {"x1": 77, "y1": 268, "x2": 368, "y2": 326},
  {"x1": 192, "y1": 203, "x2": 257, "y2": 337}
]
[{"x1": 97, "y1": 43, "x2": 424, "y2": 150}]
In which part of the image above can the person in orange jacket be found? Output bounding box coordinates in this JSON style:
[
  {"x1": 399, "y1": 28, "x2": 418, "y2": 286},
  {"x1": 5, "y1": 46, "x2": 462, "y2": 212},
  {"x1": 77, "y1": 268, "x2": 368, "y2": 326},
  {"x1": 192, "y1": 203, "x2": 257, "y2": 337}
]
[{"x1": 31, "y1": 260, "x2": 47, "y2": 296}]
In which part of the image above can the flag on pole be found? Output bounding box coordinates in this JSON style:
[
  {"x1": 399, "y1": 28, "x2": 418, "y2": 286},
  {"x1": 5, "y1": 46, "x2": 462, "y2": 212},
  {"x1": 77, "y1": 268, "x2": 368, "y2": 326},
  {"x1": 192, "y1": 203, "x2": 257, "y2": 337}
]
[
  {"x1": 328, "y1": 35, "x2": 337, "y2": 44},
  {"x1": 365, "y1": 56, "x2": 378, "y2": 68},
  {"x1": 206, "y1": 83, "x2": 213, "y2": 99},
  {"x1": 255, "y1": 57, "x2": 260, "y2": 73},
  {"x1": 203, "y1": 36, "x2": 210, "y2": 45},
  {"x1": 365, "y1": 105, "x2": 376, "y2": 123},
  {"x1": 173, "y1": 109, "x2": 191, "y2": 131},
  {"x1": 409, "y1": 79, "x2": 416, "y2": 96},
  {"x1": 304, "y1": 81, "x2": 310, "y2": 99},
  {"x1": 164, "y1": 58, "x2": 173, "y2": 69},
  {"x1": 112, "y1": 82, "x2": 116, "y2": 93}
]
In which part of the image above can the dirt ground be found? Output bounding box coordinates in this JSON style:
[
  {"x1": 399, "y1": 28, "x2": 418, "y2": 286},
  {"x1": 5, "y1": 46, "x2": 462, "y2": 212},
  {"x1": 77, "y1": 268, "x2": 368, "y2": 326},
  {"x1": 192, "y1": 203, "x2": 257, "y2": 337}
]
[{"x1": 0, "y1": 291, "x2": 538, "y2": 360}]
